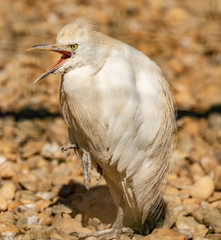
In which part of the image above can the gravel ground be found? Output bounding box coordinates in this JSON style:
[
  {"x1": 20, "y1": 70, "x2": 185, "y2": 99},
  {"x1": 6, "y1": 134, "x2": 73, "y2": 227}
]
[
  {"x1": 0, "y1": 114, "x2": 220, "y2": 239},
  {"x1": 0, "y1": 0, "x2": 221, "y2": 239}
]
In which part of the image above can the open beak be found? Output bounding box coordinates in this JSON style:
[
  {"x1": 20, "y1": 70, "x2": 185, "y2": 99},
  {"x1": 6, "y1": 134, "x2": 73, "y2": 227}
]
[{"x1": 27, "y1": 44, "x2": 71, "y2": 83}]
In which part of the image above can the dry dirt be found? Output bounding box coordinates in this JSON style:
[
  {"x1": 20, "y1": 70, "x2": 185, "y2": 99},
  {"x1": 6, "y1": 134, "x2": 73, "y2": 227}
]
[{"x1": 0, "y1": 0, "x2": 221, "y2": 239}]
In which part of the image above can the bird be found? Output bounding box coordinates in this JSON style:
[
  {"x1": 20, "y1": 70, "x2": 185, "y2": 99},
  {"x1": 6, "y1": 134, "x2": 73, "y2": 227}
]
[{"x1": 28, "y1": 18, "x2": 175, "y2": 239}]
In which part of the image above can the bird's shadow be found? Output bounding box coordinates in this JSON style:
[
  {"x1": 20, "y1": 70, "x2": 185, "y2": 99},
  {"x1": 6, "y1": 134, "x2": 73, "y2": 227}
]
[
  {"x1": 53, "y1": 180, "x2": 167, "y2": 234},
  {"x1": 53, "y1": 180, "x2": 117, "y2": 228}
]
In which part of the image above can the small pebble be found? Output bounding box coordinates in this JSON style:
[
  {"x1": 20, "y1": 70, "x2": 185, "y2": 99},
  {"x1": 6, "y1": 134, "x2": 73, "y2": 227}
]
[
  {"x1": 0, "y1": 181, "x2": 16, "y2": 200},
  {"x1": 190, "y1": 176, "x2": 214, "y2": 200},
  {"x1": 0, "y1": 193, "x2": 7, "y2": 211}
]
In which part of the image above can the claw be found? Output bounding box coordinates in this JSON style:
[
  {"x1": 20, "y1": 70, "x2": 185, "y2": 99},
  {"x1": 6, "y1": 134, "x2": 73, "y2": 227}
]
[{"x1": 61, "y1": 143, "x2": 78, "y2": 152}]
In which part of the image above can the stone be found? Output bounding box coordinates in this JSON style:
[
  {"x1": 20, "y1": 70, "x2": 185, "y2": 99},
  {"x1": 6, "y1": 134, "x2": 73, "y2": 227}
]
[
  {"x1": 0, "y1": 192, "x2": 7, "y2": 211},
  {"x1": 132, "y1": 235, "x2": 146, "y2": 240},
  {"x1": 21, "y1": 141, "x2": 44, "y2": 158},
  {"x1": 144, "y1": 228, "x2": 186, "y2": 240},
  {"x1": 183, "y1": 198, "x2": 201, "y2": 206},
  {"x1": 18, "y1": 190, "x2": 38, "y2": 204},
  {"x1": 190, "y1": 163, "x2": 204, "y2": 182},
  {"x1": 35, "y1": 199, "x2": 52, "y2": 213},
  {"x1": 0, "y1": 221, "x2": 19, "y2": 239},
  {"x1": 208, "y1": 191, "x2": 221, "y2": 203},
  {"x1": 171, "y1": 177, "x2": 193, "y2": 190},
  {"x1": 215, "y1": 165, "x2": 221, "y2": 190},
  {"x1": 176, "y1": 216, "x2": 208, "y2": 237},
  {"x1": 35, "y1": 191, "x2": 56, "y2": 200},
  {"x1": 28, "y1": 225, "x2": 52, "y2": 240},
  {"x1": 52, "y1": 213, "x2": 91, "y2": 234},
  {"x1": 16, "y1": 211, "x2": 39, "y2": 230},
  {"x1": 51, "y1": 204, "x2": 72, "y2": 214},
  {"x1": 38, "y1": 213, "x2": 52, "y2": 226},
  {"x1": 206, "y1": 234, "x2": 221, "y2": 240},
  {"x1": 179, "y1": 189, "x2": 190, "y2": 200},
  {"x1": 0, "y1": 161, "x2": 18, "y2": 178},
  {"x1": 7, "y1": 201, "x2": 22, "y2": 212},
  {"x1": 164, "y1": 7, "x2": 189, "y2": 26},
  {"x1": 0, "y1": 181, "x2": 16, "y2": 200},
  {"x1": 41, "y1": 142, "x2": 60, "y2": 158},
  {"x1": 18, "y1": 173, "x2": 38, "y2": 192},
  {"x1": 165, "y1": 186, "x2": 180, "y2": 196},
  {"x1": 200, "y1": 155, "x2": 217, "y2": 174},
  {"x1": 49, "y1": 229, "x2": 72, "y2": 240},
  {"x1": 193, "y1": 207, "x2": 221, "y2": 228},
  {"x1": 0, "y1": 212, "x2": 16, "y2": 225},
  {"x1": 190, "y1": 176, "x2": 214, "y2": 200}
]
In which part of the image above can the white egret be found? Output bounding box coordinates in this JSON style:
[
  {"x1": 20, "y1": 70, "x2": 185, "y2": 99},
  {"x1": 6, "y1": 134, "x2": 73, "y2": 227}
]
[{"x1": 28, "y1": 18, "x2": 175, "y2": 239}]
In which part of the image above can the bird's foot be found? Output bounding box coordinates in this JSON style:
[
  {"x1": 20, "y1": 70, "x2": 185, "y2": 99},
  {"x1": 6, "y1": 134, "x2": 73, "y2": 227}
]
[
  {"x1": 71, "y1": 227, "x2": 134, "y2": 240},
  {"x1": 61, "y1": 143, "x2": 78, "y2": 152}
]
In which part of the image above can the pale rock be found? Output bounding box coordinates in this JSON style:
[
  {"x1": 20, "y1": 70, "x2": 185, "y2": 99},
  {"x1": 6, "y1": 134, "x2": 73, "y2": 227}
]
[
  {"x1": 0, "y1": 181, "x2": 16, "y2": 200},
  {"x1": 200, "y1": 155, "x2": 217, "y2": 174},
  {"x1": 16, "y1": 211, "x2": 39, "y2": 230},
  {"x1": 35, "y1": 199, "x2": 52, "y2": 212},
  {"x1": 165, "y1": 7, "x2": 189, "y2": 26},
  {"x1": 18, "y1": 173, "x2": 38, "y2": 192},
  {"x1": 0, "y1": 192, "x2": 7, "y2": 211},
  {"x1": 0, "y1": 212, "x2": 16, "y2": 224},
  {"x1": 51, "y1": 204, "x2": 72, "y2": 214},
  {"x1": 120, "y1": 234, "x2": 132, "y2": 240},
  {"x1": 190, "y1": 163, "x2": 204, "y2": 181},
  {"x1": 28, "y1": 225, "x2": 52, "y2": 240},
  {"x1": 38, "y1": 213, "x2": 52, "y2": 226},
  {"x1": 0, "y1": 161, "x2": 18, "y2": 178},
  {"x1": 18, "y1": 190, "x2": 38, "y2": 204},
  {"x1": 208, "y1": 191, "x2": 221, "y2": 203},
  {"x1": 190, "y1": 176, "x2": 214, "y2": 200},
  {"x1": 49, "y1": 229, "x2": 72, "y2": 240},
  {"x1": 165, "y1": 186, "x2": 180, "y2": 196},
  {"x1": 0, "y1": 156, "x2": 6, "y2": 164},
  {"x1": 41, "y1": 142, "x2": 60, "y2": 158},
  {"x1": 171, "y1": 177, "x2": 192, "y2": 189},
  {"x1": 206, "y1": 234, "x2": 221, "y2": 240},
  {"x1": 180, "y1": 189, "x2": 190, "y2": 200},
  {"x1": 176, "y1": 216, "x2": 208, "y2": 237},
  {"x1": 132, "y1": 235, "x2": 146, "y2": 240},
  {"x1": 52, "y1": 213, "x2": 91, "y2": 234},
  {"x1": 35, "y1": 191, "x2": 56, "y2": 200},
  {"x1": 0, "y1": 221, "x2": 19, "y2": 239},
  {"x1": 144, "y1": 228, "x2": 186, "y2": 240},
  {"x1": 193, "y1": 206, "x2": 221, "y2": 228},
  {"x1": 215, "y1": 165, "x2": 221, "y2": 190},
  {"x1": 21, "y1": 141, "x2": 44, "y2": 158}
]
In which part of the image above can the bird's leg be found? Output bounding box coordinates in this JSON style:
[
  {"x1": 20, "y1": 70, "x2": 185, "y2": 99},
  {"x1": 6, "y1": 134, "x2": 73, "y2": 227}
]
[
  {"x1": 61, "y1": 143, "x2": 78, "y2": 152},
  {"x1": 86, "y1": 155, "x2": 91, "y2": 183},
  {"x1": 71, "y1": 197, "x2": 134, "y2": 240},
  {"x1": 82, "y1": 152, "x2": 89, "y2": 190},
  {"x1": 99, "y1": 196, "x2": 128, "y2": 240},
  {"x1": 61, "y1": 144, "x2": 91, "y2": 188}
]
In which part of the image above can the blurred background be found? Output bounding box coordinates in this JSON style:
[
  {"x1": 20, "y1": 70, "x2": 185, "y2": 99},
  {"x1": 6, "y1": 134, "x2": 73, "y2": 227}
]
[
  {"x1": 0, "y1": 0, "x2": 221, "y2": 239},
  {"x1": 0, "y1": 0, "x2": 220, "y2": 114}
]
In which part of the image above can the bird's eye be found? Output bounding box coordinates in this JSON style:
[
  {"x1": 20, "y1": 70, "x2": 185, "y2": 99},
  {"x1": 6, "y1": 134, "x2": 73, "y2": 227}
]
[{"x1": 71, "y1": 44, "x2": 78, "y2": 50}]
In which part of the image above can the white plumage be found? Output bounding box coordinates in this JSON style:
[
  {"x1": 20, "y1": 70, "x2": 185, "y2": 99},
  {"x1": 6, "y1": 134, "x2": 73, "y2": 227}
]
[{"x1": 29, "y1": 18, "x2": 175, "y2": 237}]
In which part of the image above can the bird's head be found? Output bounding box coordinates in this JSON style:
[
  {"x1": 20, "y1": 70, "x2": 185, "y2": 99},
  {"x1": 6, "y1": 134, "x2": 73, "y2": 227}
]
[{"x1": 28, "y1": 18, "x2": 99, "y2": 83}]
